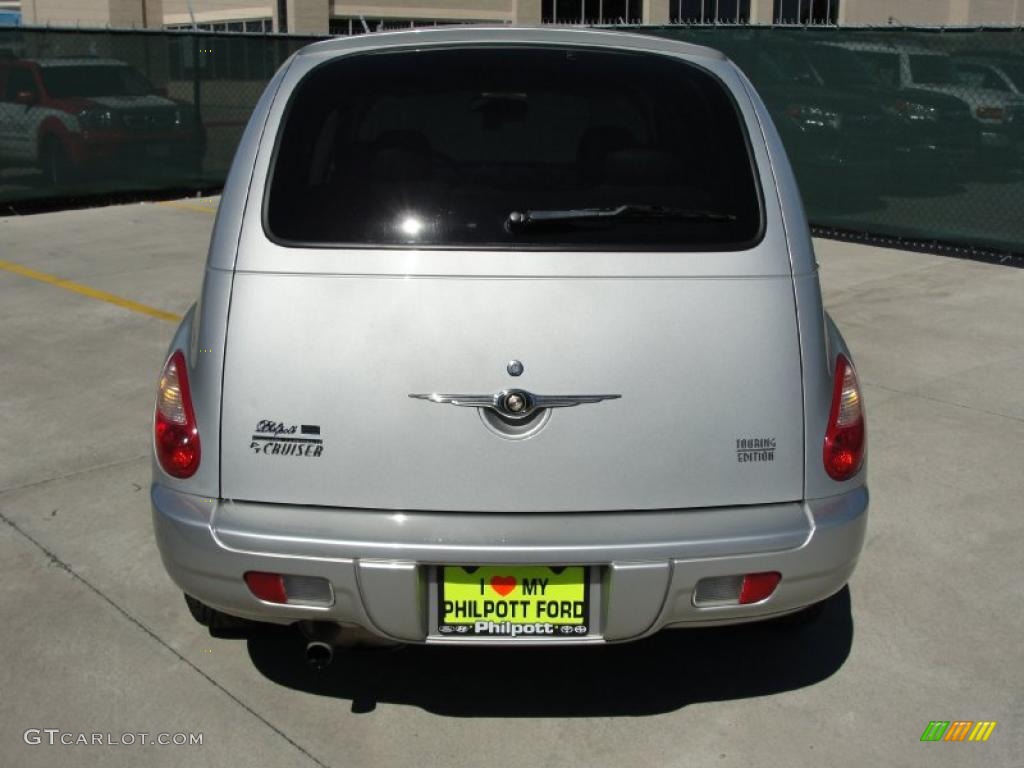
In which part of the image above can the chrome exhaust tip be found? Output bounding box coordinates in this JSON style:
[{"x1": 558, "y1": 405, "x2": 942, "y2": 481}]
[{"x1": 305, "y1": 640, "x2": 334, "y2": 670}]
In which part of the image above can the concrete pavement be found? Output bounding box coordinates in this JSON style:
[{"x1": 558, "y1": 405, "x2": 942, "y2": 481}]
[{"x1": 0, "y1": 198, "x2": 1021, "y2": 767}]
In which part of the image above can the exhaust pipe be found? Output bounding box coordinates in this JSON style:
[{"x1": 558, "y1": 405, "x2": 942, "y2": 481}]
[
  {"x1": 299, "y1": 620, "x2": 402, "y2": 669},
  {"x1": 305, "y1": 640, "x2": 334, "y2": 670}
]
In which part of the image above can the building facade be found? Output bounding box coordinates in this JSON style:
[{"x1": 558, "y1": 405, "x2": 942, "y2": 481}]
[{"x1": 14, "y1": 0, "x2": 1024, "y2": 30}]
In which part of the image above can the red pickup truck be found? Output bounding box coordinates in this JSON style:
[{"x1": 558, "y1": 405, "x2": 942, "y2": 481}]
[{"x1": 0, "y1": 56, "x2": 205, "y2": 186}]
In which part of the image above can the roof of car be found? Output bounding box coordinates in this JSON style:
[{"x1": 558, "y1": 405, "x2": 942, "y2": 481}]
[{"x1": 297, "y1": 25, "x2": 726, "y2": 61}]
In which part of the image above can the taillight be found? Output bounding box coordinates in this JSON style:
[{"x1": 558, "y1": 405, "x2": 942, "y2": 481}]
[
  {"x1": 823, "y1": 355, "x2": 865, "y2": 481},
  {"x1": 154, "y1": 350, "x2": 201, "y2": 478},
  {"x1": 976, "y1": 106, "x2": 1005, "y2": 121},
  {"x1": 738, "y1": 572, "x2": 782, "y2": 605}
]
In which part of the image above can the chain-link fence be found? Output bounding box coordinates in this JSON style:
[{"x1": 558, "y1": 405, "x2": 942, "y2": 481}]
[
  {"x1": 642, "y1": 26, "x2": 1024, "y2": 256},
  {"x1": 1, "y1": 25, "x2": 1022, "y2": 256},
  {"x1": 0, "y1": 27, "x2": 317, "y2": 202}
]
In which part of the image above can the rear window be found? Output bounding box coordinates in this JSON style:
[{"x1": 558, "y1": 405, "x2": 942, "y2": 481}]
[
  {"x1": 856, "y1": 51, "x2": 900, "y2": 88},
  {"x1": 266, "y1": 46, "x2": 762, "y2": 250},
  {"x1": 909, "y1": 55, "x2": 959, "y2": 86}
]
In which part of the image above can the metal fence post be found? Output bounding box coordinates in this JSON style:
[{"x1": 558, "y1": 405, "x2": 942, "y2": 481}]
[{"x1": 192, "y1": 31, "x2": 201, "y2": 123}]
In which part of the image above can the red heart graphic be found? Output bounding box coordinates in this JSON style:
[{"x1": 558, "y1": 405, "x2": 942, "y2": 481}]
[{"x1": 490, "y1": 576, "x2": 517, "y2": 597}]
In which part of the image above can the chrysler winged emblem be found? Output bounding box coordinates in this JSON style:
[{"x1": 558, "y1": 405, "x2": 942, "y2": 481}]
[{"x1": 408, "y1": 389, "x2": 621, "y2": 420}]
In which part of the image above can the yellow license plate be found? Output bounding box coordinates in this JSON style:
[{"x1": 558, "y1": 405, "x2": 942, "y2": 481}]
[{"x1": 438, "y1": 565, "x2": 590, "y2": 638}]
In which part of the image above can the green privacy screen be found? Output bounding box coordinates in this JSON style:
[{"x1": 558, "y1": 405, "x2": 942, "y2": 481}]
[
  {"x1": 642, "y1": 26, "x2": 1024, "y2": 256},
  {"x1": 0, "y1": 26, "x2": 1022, "y2": 255},
  {"x1": 0, "y1": 28, "x2": 317, "y2": 200}
]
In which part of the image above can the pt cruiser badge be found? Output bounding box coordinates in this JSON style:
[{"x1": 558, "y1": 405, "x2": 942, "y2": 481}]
[{"x1": 409, "y1": 390, "x2": 621, "y2": 420}]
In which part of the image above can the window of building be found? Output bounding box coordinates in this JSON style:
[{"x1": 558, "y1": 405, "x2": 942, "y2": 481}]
[
  {"x1": 671, "y1": 0, "x2": 751, "y2": 23},
  {"x1": 541, "y1": 1, "x2": 640, "y2": 25},
  {"x1": 773, "y1": 0, "x2": 839, "y2": 25},
  {"x1": 166, "y1": 18, "x2": 272, "y2": 33},
  {"x1": 329, "y1": 17, "x2": 483, "y2": 35}
]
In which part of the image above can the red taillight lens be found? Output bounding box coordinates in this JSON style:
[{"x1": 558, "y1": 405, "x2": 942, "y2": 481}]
[
  {"x1": 738, "y1": 572, "x2": 781, "y2": 605},
  {"x1": 823, "y1": 355, "x2": 865, "y2": 481},
  {"x1": 244, "y1": 572, "x2": 288, "y2": 604},
  {"x1": 154, "y1": 350, "x2": 201, "y2": 478},
  {"x1": 976, "y1": 106, "x2": 1005, "y2": 121}
]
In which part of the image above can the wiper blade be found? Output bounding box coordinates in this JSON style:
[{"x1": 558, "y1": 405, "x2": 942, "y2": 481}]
[{"x1": 506, "y1": 205, "x2": 737, "y2": 230}]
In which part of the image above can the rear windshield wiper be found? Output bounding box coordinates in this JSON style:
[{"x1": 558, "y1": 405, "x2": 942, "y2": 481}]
[{"x1": 505, "y1": 205, "x2": 737, "y2": 231}]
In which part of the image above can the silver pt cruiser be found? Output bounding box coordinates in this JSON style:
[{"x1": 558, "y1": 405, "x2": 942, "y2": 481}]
[{"x1": 152, "y1": 27, "x2": 868, "y2": 658}]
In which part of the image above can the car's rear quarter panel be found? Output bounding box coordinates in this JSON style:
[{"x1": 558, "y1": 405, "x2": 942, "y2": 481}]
[
  {"x1": 153, "y1": 61, "x2": 294, "y2": 501},
  {"x1": 737, "y1": 69, "x2": 865, "y2": 498}
]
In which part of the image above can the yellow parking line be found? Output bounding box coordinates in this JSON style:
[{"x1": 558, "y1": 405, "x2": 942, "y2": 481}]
[
  {"x1": 159, "y1": 200, "x2": 218, "y2": 215},
  {"x1": 0, "y1": 259, "x2": 182, "y2": 323}
]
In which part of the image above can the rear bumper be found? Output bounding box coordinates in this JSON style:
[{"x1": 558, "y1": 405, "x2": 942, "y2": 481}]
[{"x1": 152, "y1": 485, "x2": 868, "y2": 644}]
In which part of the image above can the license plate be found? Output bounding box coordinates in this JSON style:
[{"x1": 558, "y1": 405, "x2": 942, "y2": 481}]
[{"x1": 438, "y1": 565, "x2": 590, "y2": 638}]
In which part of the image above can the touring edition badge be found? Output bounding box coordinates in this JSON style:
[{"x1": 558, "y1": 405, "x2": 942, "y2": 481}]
[
  {"x1": 250, "y1": 420, "x2": 323, "y2": 457},
  {"x1": 736, "y1": 436, "x2": 776, "y2": 463}
]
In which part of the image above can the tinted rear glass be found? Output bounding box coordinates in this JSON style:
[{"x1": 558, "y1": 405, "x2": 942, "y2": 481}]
[{"x1": 266, "y1": 46, "x2": 762, "y2": 249}]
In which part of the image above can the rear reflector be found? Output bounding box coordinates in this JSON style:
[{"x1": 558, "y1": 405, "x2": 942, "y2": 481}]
[
  {"x1": 244, "y1": 572, "x2": 287, "y2": 604},
  {"x1": 976, "y1": 106, "x2": 1004, "y2": 120},
  {"x1": 244, "y1": 572, "x2": 333, "y2": 606},
  {"x1": 694, "y1": 572, "x2": 781, "y2": 607},
  {"x1": 738, "y1": 572, "x2": 782, "y2": 604}
]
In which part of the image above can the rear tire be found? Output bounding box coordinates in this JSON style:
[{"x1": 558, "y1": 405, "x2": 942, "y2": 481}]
[
  {"x1": 41, "y1": 139, "x2": 75, "y2": 189},
  {"x1": 184, "y1": 594, "x2": 251, "y2": 631},
  {"x1": 188, "y1": 140, "x2": 206, "y2": 179}
]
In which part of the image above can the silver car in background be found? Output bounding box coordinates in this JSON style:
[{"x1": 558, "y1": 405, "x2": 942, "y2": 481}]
[{"x1": 151, "y1": 27, "x2": 867, "y2": 658}]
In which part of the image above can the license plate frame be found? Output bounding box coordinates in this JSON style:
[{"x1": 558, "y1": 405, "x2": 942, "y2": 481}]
[{"x1": 433, "y1": 565, "x2": 597, "y2": 640}]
